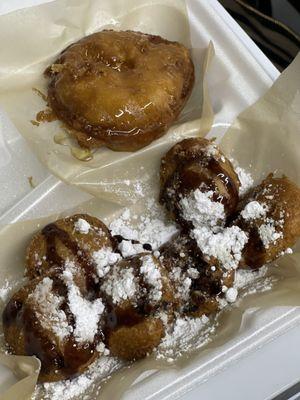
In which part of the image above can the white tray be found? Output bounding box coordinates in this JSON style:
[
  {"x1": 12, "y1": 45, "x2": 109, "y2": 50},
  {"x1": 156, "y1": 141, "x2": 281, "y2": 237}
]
[{"x1": 1, "y1": 1, "x2": 299, "y2": 399}]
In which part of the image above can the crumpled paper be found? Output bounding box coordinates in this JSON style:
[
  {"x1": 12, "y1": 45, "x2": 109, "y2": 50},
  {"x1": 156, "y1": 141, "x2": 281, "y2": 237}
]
[{"x1": 0, "y1": 354, "x2": 40, "y2": 400}]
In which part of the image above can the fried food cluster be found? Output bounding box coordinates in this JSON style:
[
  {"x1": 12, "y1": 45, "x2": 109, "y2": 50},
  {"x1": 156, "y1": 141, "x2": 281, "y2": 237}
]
[
  {"x1": 3, "y1": 215, "x2": 175, "y2": 381},
  {"x1": 45, "y1": 30, "x2": 194, "y2": 151},
  {"x1": 3, "y1": 139, "x2": 300, "y2": 383},
  {"x1": 159, "y1": 138, "x2": 300, "y2": 305}
]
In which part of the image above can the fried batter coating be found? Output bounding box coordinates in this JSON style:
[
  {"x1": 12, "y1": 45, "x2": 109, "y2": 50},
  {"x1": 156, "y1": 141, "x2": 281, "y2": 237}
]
[
  {"x1": 45, "y1": 30, "x2": 194, "y2": 151},
  {"x1": 236, "y1": 174, "x2": 300, "y2": 268},
  {"x1": 160, "y1": 138, "x2": 240, "y2": 229},
  {"x1": 107, "y1": 314, "x2": 164, "y2": 361},
  {"x1": 101, "y1": 253, "x2": 174, "y2": 360},
  {"x1": 25, "y1": 214, "x2": 116, "y2": 280},
  {"x1": 160, "y1": 234, "x2": 234, "y2": 317},
  {"x1": 2, "y1": 264, "x2": 105, "y2": 382}
]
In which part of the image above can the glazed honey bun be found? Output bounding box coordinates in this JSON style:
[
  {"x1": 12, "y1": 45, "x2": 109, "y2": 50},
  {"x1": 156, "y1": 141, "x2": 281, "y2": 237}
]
[
  {"x1": 160, "y1": 138, "x2": 240, "y2": 230},
  {"x1": 235, "y1": 174, "x2": 300, "y2": 269},
  {"x1": 45, "y1": 30, "x2": 195, "y2": 151}
]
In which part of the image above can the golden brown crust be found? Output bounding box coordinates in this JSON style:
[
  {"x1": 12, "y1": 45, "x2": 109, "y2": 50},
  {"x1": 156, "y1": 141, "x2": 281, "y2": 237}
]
[
  {"x1": 25, "y1": 213, "x2": 115, "y2": 279},
  {"x1": 45, "y1": 30, "x2": 195, "y2": 151},
  {"x1": 159, "y1": 138, "x2": 240, "y2": 229},
  {"x1": 108, "y1": 317, "x2": 164, "y2": 360},
  {"x1": 236, "y1": 174, "x2": 300, "y2": 268}
]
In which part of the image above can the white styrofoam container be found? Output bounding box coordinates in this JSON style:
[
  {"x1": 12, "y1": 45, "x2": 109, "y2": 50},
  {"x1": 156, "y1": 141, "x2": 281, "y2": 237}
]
[{"x1": 1, "y1": 1, "x2": 299, "y2": 399}]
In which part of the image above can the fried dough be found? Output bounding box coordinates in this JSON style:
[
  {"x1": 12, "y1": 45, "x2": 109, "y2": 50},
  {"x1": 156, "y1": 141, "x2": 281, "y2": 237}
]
[{"x1": 45, "y1": 30, "x2": 194, "y2": 151}]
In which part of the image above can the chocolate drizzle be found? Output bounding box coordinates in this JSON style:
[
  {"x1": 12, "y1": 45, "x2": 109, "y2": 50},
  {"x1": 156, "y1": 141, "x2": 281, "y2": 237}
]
[
  {"x1": 42, "y1": 223, "x2": 96, "y2": 291},
  {"x1": 160, "y1": 150, "x2": 240, "y2": 230}
]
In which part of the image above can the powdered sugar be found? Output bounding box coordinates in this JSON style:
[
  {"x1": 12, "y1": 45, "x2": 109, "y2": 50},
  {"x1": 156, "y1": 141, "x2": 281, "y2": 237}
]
[
  {"x1": 101, "y1": 265, "x2": 138, "y2": 304},
  {"x1": 234, "y1": 166, "x2": 254, "y2": 196},
  {"x1": 234, "y1": 266, "x2": 268, "y2": 289},
  {"x1": 118, "y1": 240, "x2": 144, "y2": 258},
  {"x1": 9, "y1": 154, "x2": 289, "y2": 400},
  {"x1": 241, "y1": 201, "x2": 267, "y2": 220},
  {"x1": 259, "y1": 220, "x2": 283, "y2": 249},
  {"x1": 192, "y1": 226, "x2": 248, "y2": 270},
  {"x1": 169, "y1": 267, "x2": 192, "y2": 302},
  {"x1": 180, "y1": 189, "x2": 225, "y2": 228},
  {"x1": 109, "y1": 201, "x2": 177, "y2": 250},
  {"x1": 96, "y1": 342, "x2": 110, "y2": 356},
  {"x1": 92, "y1": 248, "x2": 121, "y2": 278},
  {"x1": 140, "y1": 255, "x2": 162, "y2": 303},
  {"x1": 187, "y1": 267, "x2": 199, "y2": 279},
  {"x1": 156, "y1": 314, "x2": 213, "y2": 359},
  {"x1": 74, "y1": 218, "x2": 91, "y2": 234},
  {"x1": 30, "y1": 277, "x2": 71, "y2": 341},
  {"x1": 205, "y1": 142, "x2": 218, "y2": 158},
  {"x1": 225, "y1": 287, "x2": 238, "y2": 303},
  {"x1": 62, "y1": 262, "x2": 105, "y2": 343},
  {"x1": 34, "y1": 356, "x2": 122, "y2": 400},
  {"x1": 0, "y1": 279, "x2": 12, "y2": 302}
]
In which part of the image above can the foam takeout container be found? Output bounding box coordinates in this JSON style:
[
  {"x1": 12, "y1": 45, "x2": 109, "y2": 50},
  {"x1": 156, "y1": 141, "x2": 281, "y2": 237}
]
[{"x1": 1, "y1": 1, "x2": 300, "y2": 399}]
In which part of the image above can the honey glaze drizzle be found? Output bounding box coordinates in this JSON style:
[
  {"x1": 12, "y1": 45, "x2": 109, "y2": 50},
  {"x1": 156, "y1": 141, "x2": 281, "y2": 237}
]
[
  {"x1": 70, "y1": 147, "x2": 94, "y2": 162},
  {"x1": 32, "y1": 86, "x2": 93, "y2": 162},
  {"x1": 36, "y1": 108, "x2": 57, "y2": 123},
  {"x1": 53, "y1": 132, "x2": 70, "y2": 146},
  {"x1": 32, "y1": 87, "x2": 48, "y2": 102},
  {"x1": 30, "y1": 119, "x2": 40, "y2": 126},
  {"x1": 53, "y1": 131, "x2": 94, "y2": 162}
]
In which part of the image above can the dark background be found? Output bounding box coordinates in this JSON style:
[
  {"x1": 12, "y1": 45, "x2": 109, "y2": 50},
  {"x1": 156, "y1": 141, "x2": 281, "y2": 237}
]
[{"x1": 219, "y1": 0, "x2": 300, "y2": 71}]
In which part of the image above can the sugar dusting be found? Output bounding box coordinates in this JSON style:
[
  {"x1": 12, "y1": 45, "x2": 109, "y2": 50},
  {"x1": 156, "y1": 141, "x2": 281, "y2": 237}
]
[
  {"x1": 29, "y1": 277, "x2": 72, "y2": 342},
  {"x1": 92, "y1": 248, "x2": 121, "y2": 278},
  {"x1": 180, "y1": 189, "x2": 225, "y2": 228},
  {"x1": 74, "y1": 218, "x2": 91, "y2": 234},
  {"x1": 0, "y1": 279, "x2": 13, "y2": 303},
  {"x1": 101, "y1": 265, "x2": 138, "y2": 304},
  {"x1": 140, "y1": 255, "x2": 162, "y2": 303},
  {"x1": 109, "y1": 199, "x2": 178, "y2": 250},
  {"x1": 233, "y1": 164, "x2": 254, "y2": 196},
  {"x1": 156, "y1": 314, "x2": 214, "y2": 360},
  {"x1": 33, "y1": 357, "x2": 123, "y2": 400},
  {"x1": 1, "y1": 162, "x2": 283, "y2": 400},
  {"x1": 259, "y1": 220, "x2": 283, "y2": 249},
  {"x1": 62, "y1": 262, "x2": 105, "y2": 343},
  {"x1": 192, "y1": 226, "x2": 248, "y2": 270},
  {"x1": 118, "y1": 240, "x2": 144, "y2": 257},
  {"x1": 241, "y1": 201, "x2": 267, "y2": 220}
]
